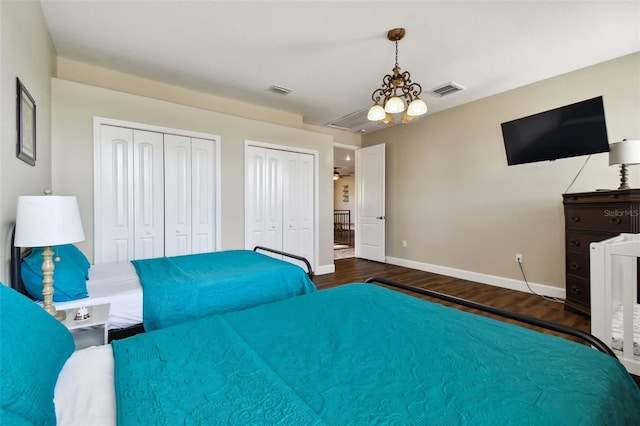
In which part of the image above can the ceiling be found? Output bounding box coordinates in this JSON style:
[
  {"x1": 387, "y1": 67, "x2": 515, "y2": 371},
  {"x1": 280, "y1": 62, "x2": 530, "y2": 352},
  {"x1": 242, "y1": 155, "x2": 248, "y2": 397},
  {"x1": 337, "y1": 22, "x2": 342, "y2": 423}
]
[{"x1": 40, "y1": 0, "x2": 639, "y2": 136}]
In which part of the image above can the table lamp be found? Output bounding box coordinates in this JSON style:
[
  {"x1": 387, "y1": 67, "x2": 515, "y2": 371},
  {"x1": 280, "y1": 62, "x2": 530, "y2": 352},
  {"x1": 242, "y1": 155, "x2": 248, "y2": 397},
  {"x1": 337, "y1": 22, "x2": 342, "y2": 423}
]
[
  {"x1": 14, "y1": 194, "x2": 85, "y2": 320},
  {"x1": 609, "y1": 139, "x2": 640, "y2": 190}
]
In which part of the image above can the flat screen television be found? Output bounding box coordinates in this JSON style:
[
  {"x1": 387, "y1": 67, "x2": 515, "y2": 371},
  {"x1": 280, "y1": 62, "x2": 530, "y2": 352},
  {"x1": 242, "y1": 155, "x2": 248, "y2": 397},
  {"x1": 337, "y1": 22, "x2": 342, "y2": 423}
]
[{"x1": 501, "y1": 96, "x2": 609, "y2": 166}]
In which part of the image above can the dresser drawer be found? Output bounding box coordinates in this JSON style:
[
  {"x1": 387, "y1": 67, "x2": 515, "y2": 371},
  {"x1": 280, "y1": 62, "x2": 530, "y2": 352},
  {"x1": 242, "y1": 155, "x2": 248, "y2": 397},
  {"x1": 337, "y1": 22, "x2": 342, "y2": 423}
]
[
  {"x1": 565, "y1": 276, "x2": 590, "y2": 311},
  {"x1": 565, "y1": 231, "x2": 618, "y2": 255},
  {"x1": 565, "y1": 206, "x2": 632, "y2": 232},
  {"x1": 566, "y1": 252, "x2": 590, "y2": 279}
]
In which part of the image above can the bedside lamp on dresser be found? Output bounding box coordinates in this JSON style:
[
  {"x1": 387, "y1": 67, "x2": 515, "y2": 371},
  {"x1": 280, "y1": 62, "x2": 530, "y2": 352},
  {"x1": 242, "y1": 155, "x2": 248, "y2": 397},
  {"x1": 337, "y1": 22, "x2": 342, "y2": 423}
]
[{"x1": 563, "y1": 140, "x2": 640, "y2": 315}]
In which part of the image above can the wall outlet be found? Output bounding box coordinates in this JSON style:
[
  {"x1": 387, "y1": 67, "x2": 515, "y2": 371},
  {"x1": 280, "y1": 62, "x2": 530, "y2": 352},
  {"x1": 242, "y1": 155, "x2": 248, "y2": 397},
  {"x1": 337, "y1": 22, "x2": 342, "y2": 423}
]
[
  {"x1": 515, "y1": 253, "x2": 523, "y2": 263},
  {"x1": 402, "y1": 240, "x2": 407, "y2": 248}
]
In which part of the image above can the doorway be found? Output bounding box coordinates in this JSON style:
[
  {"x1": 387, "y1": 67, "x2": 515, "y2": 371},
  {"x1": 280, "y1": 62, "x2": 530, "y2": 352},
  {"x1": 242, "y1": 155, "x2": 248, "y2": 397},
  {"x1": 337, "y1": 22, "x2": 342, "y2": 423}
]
[{"x1": 333, "y1": 146, "x2": 356, "y2": 260}]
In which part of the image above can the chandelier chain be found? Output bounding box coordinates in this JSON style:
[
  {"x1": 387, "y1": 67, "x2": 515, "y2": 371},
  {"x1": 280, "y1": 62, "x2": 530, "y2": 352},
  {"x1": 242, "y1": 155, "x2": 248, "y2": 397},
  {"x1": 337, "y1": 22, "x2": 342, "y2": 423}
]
[{"x1": 395, "y1": 40, "x2": 399, "y2": 68}]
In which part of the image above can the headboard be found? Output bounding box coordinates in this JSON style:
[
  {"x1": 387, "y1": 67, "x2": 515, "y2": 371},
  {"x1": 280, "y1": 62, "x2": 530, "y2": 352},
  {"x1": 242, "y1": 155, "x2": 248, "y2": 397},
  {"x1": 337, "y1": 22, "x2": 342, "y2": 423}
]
[{"x1": 9, "y1": 225, "x2": 31, "y2": 297}]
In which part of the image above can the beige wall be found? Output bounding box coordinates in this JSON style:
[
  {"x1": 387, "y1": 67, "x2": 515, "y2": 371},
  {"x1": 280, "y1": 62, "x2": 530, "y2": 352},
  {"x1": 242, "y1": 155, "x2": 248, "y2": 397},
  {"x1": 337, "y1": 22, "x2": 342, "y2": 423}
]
[
  {"x1": 0, "y1": 1, "x2": 56, "y2": 285},
  {"x1": 57, "y1": 57, "x2": 303, "y2": 129},
  {"x1": 51, "y1": 78, "x2": 336, "y2": 270},
  {"x1": 363, "y1": 53, "x2": 640, "y2": 292}
]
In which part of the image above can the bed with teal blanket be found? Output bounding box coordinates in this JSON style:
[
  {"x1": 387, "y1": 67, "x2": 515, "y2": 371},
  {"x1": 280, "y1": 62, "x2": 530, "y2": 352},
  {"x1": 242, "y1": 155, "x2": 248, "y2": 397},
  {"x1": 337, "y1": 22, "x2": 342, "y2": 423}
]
[
  {"x1": 131, "y1": 249, "x2": 316, "y2": 331},
  {"x1": 111, "y1": 283, "x2": 640, "y2": 425}
]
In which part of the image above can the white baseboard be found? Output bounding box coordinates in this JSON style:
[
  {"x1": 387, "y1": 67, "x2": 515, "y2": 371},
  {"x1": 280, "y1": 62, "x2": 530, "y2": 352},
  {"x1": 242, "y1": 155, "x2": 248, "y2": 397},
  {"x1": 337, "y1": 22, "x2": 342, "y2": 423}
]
[
  {"x1": 385, "y1": 256, "x2": 566, "y2": 299},
  {"x1": 315, "y1": 263, "x2": 335, "y2": 275}
]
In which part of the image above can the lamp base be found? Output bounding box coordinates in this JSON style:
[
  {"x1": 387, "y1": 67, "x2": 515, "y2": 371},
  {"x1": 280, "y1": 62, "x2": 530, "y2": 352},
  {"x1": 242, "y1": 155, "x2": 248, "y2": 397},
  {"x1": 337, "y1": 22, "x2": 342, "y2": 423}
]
[
  {"x1": 618, "y1": 164, "x2": 630, "y2": 190},
  {"x1": 53, "y1": 309, "x2": 67, "y2": 321}
]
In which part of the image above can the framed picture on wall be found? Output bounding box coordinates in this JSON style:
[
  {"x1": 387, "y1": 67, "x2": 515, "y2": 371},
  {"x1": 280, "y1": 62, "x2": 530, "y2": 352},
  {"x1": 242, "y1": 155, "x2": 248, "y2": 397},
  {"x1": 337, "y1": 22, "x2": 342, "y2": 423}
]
[{"x1": 16, "y1": 78, "x2": 36, "y2": 166}]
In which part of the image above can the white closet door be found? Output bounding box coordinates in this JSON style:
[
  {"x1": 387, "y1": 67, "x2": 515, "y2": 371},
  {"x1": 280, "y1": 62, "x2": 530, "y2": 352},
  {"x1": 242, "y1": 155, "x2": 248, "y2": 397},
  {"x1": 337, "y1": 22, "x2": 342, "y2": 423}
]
[
  {"x1": 264, "y1": 149, "x2": 284, "y2": 252},
  {"x1": 190, "y1": 137, "x2": 216, "y2": 254},
  {"x1": 245, "y1": 146, "x2": 267, "y2": 249},
  {"x1": 244, "y1": 146, "x2": 283, "y2": 253},
  {"x1": 282, "y1": 151, "x2": 300, "y2": 255},
  {"x1": 133, "y1": 130, "x2": 164, "y2": 260},
  {"x1": 296, "y1": 153, "x2": 314, "y2": 265},
  {"x1": 282, "y1": 151, "x2": 314, "y2": 269},
  {"x1": 244, "y1": 144, "x2": 315, "y2": 269},
  {"x1": 164, "y1": 134, "x2": 192, "y2": 257},
  {"x1": 97, "y1": 125, "x2": 135, "y2": 263}
]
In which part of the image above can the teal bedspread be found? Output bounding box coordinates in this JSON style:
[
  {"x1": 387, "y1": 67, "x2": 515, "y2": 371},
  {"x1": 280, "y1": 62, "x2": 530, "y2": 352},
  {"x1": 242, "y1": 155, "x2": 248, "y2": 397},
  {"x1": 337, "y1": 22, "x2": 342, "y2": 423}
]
[
  {"x1": 113, "y1": 284, "x2": 640, "y2": 425},
  {"x1": 131, "y1": 250, "x2": 316, "y2": 331}
]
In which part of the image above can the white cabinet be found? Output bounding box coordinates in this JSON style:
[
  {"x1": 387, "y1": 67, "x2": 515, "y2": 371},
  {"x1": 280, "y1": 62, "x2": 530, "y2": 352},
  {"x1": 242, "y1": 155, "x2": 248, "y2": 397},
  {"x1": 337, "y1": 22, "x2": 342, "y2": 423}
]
[
  {"x1": 95, "y1": 123, "x2": 218, "y2": 263},
  {"x1": 244, "y1": 144, "x2": 315, "y2": 269}
]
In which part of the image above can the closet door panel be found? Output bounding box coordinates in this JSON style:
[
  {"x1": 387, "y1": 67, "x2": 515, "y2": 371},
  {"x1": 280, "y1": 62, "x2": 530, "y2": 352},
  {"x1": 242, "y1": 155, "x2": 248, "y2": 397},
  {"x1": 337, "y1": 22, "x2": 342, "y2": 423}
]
[
  {"x1": 191, "y1": 137, "x2": 215, "y2": 254},
  {"x1": 297, "y1": 153, "x2": 314, "y2": 263},
  {"x1": 245, "y1": 146, "x2": 267, "y2": 249},
  {"x1": 97, "y1": 125, "x2": 134, "y2": 263},
  {"x1": 164, "y1": 134, "x2": 192, "y2": 257},
  {"x1": 282, "y1": 152, "x2": 300, "y2": 255},
  {"x1": 133, "y1": 130, "x2": 164, "y2": 260},
  {"x1": 264, "y1": 150, "x2": 283, "y2": 252}
]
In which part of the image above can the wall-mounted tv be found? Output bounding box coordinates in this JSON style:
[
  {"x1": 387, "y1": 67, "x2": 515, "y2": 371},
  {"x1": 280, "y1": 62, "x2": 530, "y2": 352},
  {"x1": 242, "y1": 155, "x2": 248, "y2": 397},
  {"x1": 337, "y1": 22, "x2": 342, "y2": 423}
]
[{"x1": 501, "y1": 96, "x2": 609, "y2": 166}]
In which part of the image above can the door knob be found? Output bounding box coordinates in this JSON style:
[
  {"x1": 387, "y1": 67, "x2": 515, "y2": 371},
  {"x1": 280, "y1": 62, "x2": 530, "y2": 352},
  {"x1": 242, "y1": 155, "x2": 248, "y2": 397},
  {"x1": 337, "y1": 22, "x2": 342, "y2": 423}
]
[{"x1": 376, "y1": 216, "x2": 385, "y2": 220}]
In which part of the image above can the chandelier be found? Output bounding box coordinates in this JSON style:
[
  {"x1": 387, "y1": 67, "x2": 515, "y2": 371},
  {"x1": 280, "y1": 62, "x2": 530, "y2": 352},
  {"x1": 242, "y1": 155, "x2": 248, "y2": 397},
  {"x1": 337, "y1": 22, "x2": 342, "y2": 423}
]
[{"x1": 367, "y1": 28, "x2": 428, "y2": 124}]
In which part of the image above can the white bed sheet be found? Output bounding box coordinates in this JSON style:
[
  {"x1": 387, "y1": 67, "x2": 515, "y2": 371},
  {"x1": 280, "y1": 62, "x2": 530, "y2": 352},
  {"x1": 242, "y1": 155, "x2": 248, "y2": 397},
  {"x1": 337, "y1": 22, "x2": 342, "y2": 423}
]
[
  {"x1": 50, "y1": 262, "x2": 142, "y2": 330},
  {"x1": 55, "y1": 345, "x2": 116, "y2": 426}
]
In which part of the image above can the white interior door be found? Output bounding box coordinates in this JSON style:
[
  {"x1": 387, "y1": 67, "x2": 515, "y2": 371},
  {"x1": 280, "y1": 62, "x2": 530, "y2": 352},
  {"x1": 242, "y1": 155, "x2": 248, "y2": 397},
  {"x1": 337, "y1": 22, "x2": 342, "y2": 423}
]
[
  {"x1": 133, "y1": 130, "x2": 164, "y2": 260},
  {"x1": 356, "y1": 143, "x2": 386, "y2": 262},
  {"x1": 190, "y1": 137, "x2": 216, "y2": 254},
  {"x1": 245, "y1": 145, "x2": 267, "y2": 249},
  {"x1": 244, "y1": 142, "x2": 316, "y2": 269},
  {"x1": 164, "y1": 134, "x2": 192, "y2": 257},
  {"x1": 96, "y1": 125, "x2": 135, "y2": 263}
]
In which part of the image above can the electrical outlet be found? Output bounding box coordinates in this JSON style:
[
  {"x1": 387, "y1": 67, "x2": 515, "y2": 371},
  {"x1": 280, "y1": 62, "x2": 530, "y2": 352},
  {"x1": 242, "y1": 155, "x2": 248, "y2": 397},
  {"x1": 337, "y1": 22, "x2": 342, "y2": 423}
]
[
  {"x1": 402, "y1": 240, "x2": 407, "y2": 248},
  {"x1": 515, "y1": 253, "x2": 523, "y2": 263}
]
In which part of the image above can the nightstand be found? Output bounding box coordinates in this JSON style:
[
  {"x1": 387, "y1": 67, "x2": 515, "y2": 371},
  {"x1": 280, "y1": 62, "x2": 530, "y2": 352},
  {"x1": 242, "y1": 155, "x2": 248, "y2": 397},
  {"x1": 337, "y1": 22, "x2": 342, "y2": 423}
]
[{"x1": 61, "y1": 303, "x2": 110, "y2": 350}]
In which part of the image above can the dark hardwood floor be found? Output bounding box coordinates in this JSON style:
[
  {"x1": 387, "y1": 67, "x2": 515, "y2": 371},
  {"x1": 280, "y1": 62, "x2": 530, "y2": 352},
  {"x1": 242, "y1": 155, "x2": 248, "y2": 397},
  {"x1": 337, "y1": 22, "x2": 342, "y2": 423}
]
[{"x1": 315, "y1": 257, "x2": 640, "y2": 388}]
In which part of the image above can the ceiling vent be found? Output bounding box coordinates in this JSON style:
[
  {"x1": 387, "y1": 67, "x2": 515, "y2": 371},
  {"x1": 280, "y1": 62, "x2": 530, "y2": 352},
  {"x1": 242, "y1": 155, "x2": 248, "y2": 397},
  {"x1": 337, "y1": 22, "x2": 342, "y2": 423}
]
[
  {"x1": 427, "y1": 81, "x2": 465, "y2": 97},
  {"x1": 327, "y1": 108, "x2": 381, "y2": 133},
  {"x1": 267, "y1": 85, "x2": 292, "y2": 95}
]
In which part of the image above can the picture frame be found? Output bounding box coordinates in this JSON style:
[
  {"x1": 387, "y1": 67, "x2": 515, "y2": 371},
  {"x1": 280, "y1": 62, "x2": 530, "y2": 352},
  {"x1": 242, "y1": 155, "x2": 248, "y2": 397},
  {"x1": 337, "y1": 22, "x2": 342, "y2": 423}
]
[{"x1": 16, "y1": 78, "x2": 36, "y2": 166}]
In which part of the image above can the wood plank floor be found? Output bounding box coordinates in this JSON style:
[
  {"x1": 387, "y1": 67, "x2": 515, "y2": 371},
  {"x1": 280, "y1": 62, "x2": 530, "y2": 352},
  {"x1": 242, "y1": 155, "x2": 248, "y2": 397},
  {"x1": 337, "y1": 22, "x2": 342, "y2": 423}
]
[{"x1": 314, "y1": 257, "x2": 640, "y2": 388}]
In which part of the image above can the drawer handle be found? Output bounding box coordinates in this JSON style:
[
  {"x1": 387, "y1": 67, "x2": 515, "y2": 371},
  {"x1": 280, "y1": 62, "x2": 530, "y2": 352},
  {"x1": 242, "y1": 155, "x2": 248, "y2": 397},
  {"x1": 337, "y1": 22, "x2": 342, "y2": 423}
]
[
  {"x1": 571, "y1": 263, "x2": 581, "y2": 271},
  {"x1": 570, "y1": 216, "x2": 580, "y2": 223},
  {"x1": 570, "y1": 238, "x2": 580, "y2": 247},
  {"x1": 610, "y1": 217, "x2": 622, "y2": 225},
  {"x1": 571, "y1": 286, "x2": 581, "y2": 295}
]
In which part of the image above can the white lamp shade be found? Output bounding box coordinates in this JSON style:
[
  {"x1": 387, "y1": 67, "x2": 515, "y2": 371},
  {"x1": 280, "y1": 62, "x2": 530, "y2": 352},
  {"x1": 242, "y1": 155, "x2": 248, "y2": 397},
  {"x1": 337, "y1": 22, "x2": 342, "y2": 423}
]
[
  {"x1": 609, "y1": 140, "x2": 640, "y2": 166},
  {"x1": 407, "y1": 98, "x2": 428, "y2": 116},
  {"x1": 367, "y1": 104, "x2": 386, "y2": 121},
  {"x1": 384, "y1": 96, "x2": 405, "y2": 114},
  {"x1": 15, "y1": 195, "x2": 85, "y2": 247}
]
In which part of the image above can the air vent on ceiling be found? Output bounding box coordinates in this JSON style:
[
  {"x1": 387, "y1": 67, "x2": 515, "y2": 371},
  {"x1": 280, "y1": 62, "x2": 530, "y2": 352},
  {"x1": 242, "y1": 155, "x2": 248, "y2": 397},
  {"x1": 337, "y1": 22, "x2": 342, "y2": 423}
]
[
  {"x1": 427, "y1": 81, "x2": 465, "y2": 97},
  {"x1": 327, "y1": 108, "x2": 381, "y2": 133},
  {"x1": 267, "y1": 85, "x2": 292, "y2": 95}
]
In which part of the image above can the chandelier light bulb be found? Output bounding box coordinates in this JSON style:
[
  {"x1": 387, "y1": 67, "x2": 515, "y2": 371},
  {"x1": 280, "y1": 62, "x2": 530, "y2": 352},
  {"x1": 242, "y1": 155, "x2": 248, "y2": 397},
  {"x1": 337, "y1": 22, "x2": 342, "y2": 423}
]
[
  {"x1": 407, "y1": 99, "x2": 428, "y2": 117},
  {"x1": 384, "y1": 96, "x2": 405, "y2": 114},
  {"x1": 367, "y1": 104, "x2": 386, "y2": 121}
]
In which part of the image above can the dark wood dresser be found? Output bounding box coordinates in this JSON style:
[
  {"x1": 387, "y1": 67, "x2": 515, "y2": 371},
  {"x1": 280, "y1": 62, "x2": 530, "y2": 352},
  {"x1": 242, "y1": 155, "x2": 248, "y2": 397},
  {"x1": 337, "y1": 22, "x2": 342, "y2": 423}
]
[{"x1": 562, "y1": 189, "x2": 640, "y2": 315}]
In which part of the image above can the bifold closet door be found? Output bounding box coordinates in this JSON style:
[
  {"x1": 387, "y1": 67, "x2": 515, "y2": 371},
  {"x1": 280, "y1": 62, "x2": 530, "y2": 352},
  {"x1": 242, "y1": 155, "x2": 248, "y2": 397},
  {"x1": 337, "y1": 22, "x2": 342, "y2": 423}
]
[
  {"x1": 245, "y1": 146, "x2": 283, "y2": 251},
  {"x1": 282, "y1": 151, "x2": 314, "y2": 268},
  {"x1": 164, "y1": 134, "x2": 216, "y2": 257},
  {"x1": 245, "y1": 145, "x2": 314, "y2": 268},
  {"x1": 97, "y1": 126, "x2": 164, "y2": 263}
]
